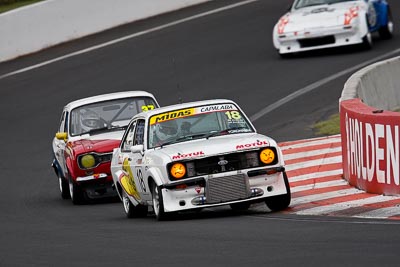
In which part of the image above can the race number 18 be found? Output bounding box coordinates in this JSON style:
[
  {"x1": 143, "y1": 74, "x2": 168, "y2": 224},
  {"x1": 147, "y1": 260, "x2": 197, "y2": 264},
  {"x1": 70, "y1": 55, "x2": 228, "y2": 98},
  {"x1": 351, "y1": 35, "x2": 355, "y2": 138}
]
[{"x1": 225, "y1": 111, "x2": 241, "y2": 120}]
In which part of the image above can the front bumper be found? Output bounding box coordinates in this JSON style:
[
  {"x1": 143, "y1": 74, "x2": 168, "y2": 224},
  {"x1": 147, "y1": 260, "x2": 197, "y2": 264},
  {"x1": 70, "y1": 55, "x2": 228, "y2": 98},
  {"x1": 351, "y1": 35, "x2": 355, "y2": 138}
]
[
  {"x1": 76, "y1": 173, "x2": 117, "y2": 199},
  {"x1": 276, "y1": 24, "x2": 364, "y2": 54},
  {"x1": 160, "y1": 166, "x2": 289, "y2": 212}
]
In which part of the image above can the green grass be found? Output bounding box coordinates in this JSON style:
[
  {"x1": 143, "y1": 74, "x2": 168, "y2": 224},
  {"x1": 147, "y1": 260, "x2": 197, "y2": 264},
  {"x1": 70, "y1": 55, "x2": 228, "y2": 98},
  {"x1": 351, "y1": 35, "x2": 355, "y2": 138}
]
[
  {"x1": 313, "y1": 113, "x2": 341, "y2": 136},
  {"x1": 0, "y1": 0, "x2": 44, "y2": 14}
]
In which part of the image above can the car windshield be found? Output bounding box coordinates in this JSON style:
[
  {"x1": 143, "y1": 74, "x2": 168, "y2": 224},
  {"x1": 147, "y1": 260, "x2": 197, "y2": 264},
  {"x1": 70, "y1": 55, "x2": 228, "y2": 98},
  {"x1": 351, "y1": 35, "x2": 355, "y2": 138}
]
[
  {"x1": 294, "y1": 0, "x2": 357, "y2": 9},
  {"x1": 148, "y1": 103, "x2": 254, "y2": 148},
  {"x1": 70, "y1": 97, "x2": 157, "y2": 136}
]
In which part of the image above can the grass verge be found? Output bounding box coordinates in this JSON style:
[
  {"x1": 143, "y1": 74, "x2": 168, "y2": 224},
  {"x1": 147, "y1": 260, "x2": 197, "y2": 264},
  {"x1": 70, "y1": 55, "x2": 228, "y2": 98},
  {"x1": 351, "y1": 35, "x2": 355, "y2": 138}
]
[
  {"x1": 0, "y1": 0, "x2": 44, "y2": 14},
  {"x1": 313, "y1": 113, "x2": 340, "y2": 136}
]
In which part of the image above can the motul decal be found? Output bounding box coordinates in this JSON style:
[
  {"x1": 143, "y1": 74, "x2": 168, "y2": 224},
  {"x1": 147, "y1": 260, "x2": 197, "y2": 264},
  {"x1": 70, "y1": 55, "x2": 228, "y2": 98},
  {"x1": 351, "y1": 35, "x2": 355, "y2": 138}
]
[
  {"x1": 236, "y1": 140, "x2": 270, "y2": 150},
  {"x1": 172, "y1": 151, "x2": 204, "y2": 160}
]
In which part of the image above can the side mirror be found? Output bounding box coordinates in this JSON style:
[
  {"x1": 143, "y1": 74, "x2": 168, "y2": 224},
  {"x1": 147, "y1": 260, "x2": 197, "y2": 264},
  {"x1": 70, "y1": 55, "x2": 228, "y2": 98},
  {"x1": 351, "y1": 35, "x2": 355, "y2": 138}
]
[
  {"x1": 55, "y1": 132, "x2": 67, "y2": 141},
  {"x1": 130, "y1": 144, "x2": 144, "y2": 154}
]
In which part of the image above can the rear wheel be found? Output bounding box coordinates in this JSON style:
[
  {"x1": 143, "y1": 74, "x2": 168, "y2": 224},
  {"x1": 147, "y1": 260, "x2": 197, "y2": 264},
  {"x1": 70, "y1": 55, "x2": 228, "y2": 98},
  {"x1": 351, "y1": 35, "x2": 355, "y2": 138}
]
[
  {"x1": 151, "y1": 182, "x2": 168, "y2": 221},
  {"x1": 58, "y1": 174, "x2": 70, "y2": 199},
  {"x1": 69, "y1": 177, "x2": 85, "y2": 205},
  {"x1": 265, "y1": 172, "x2": 291, "y2": 212},
  {"x1": 379, "y1": 9, "x2": 394, "y2": 39},
  {"x1": 122, "y1": 190, "x2": 147, "y2": 218}
]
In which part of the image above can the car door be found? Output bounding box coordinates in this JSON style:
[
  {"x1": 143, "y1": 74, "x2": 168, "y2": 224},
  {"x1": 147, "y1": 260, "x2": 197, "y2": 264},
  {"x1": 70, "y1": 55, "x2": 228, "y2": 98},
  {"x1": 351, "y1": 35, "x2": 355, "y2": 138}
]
[
  {"x1": 130, "y1": 119, "x2": 151, "y2": 201},
  {"x1": 53, "y1": 110, "x2": 68, "y2": 178}
]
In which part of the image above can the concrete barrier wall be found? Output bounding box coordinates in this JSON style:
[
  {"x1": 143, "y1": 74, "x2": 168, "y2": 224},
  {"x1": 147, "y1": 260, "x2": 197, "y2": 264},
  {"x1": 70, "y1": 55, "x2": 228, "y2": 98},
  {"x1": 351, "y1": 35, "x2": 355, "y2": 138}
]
[
  {"x1": 340, "y1": 57, "x2": 400, "y2": 195},
  {"x1": 0, "y1": 0, "x2": 211, "y2": 62},
  {"x1": 340, "y1": 56, "x2": 400, "y2": 111}
]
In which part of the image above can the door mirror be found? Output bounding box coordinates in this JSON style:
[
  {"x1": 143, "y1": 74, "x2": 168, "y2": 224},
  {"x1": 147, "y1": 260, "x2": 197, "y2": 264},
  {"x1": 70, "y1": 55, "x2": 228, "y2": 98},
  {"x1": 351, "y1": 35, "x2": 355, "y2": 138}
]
[
  {"x1": 55, "y1": 132, "x2": 67, "y2": 141},
  {"x1": 130, "y1": 144, "x2": 144, "y2": 154}
]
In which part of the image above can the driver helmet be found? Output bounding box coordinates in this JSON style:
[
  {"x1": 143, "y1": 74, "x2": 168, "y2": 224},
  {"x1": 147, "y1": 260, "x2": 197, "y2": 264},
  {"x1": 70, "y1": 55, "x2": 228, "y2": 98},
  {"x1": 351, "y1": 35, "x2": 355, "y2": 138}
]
[
  {"x1": 80, "y1": 110, "x2": 101, "y2": 132},
  {"x1": 155, "y1": 120, "x2": 178, "y2": 142}
]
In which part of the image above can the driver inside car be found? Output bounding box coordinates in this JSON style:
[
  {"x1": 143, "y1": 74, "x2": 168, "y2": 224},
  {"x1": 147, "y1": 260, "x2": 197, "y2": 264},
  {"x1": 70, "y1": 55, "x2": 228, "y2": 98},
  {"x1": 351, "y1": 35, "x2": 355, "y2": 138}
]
[{"x1": 80, "y1": 110, "x2": 102, "y2": 132}]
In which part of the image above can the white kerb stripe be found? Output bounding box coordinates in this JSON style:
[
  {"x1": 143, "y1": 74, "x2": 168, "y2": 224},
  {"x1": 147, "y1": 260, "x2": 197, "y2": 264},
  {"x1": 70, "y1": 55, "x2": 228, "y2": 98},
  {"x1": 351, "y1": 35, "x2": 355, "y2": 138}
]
[
  {"x1": 289, "y1": 169, "x2": 343, "y2": 183},
  {"x1": 296, "y1": 195, "x2": 400, "y2": 216},
  {"x1": 280, "y1": 137, "x2": 341, "y2": 151},
  {"x1": 291, "y1": 188, "x2": 362, "y2": 206},
  {"x1": 283, "y1": 146, "x2": 342, "y2": 161},
  {"x1": 285, "y1": 155, "x2": 342, "y2": 172},
  {"x1": 354, "y1": 207, "x2": 400, "y2": 219},
  {"x1": 291, "y1": 179, "x2": 349, "y2": 193}
]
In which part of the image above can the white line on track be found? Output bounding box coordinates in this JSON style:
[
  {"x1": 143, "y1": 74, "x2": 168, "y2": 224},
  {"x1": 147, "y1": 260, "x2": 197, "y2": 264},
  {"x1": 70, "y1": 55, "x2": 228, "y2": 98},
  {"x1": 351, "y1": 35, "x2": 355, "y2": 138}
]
[
  {"x1": 249, "y1": 48, "x2": 400, "y2": 122},
  {"x1": 0, "y1": 0, "x2": 258, "y2": 81}
]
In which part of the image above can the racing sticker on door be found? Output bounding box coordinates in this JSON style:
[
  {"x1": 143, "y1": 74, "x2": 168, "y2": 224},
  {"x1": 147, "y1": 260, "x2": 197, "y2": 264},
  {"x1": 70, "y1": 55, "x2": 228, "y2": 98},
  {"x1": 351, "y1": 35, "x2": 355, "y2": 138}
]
[
  {"x1": 136, "y1": 168, "x2": 147, "y2": 193},
  {"x1": 119, "y1": 158, "x2": 141, "y2": 200}
]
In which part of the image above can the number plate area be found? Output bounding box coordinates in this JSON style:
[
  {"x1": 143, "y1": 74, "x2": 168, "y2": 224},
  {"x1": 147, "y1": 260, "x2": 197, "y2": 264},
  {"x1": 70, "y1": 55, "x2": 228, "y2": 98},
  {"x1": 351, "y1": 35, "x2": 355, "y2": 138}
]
[{"x1": 205, "y1": 174, "x2": 250, "y2": 204}]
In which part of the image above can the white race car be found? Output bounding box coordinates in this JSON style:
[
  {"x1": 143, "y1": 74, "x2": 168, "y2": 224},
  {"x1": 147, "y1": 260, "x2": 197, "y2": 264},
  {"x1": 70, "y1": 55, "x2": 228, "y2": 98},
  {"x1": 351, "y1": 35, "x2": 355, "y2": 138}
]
[
  {"x1": 110, "y1": 99, "x2": 291, "y2": 220},
  {"x1": 273, "y1": 0, "x2": 394, "y2": 57}
]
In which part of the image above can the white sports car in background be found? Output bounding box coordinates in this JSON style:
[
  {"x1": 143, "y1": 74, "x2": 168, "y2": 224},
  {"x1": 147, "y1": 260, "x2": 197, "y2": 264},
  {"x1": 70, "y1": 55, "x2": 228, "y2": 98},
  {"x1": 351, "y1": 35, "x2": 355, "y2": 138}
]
[
  {"x1": 273, "y1": 0, "x2": 393, "y2": 57},
  {"x1": 110, "y1": 99, "x2": 291, "y2": 220}
]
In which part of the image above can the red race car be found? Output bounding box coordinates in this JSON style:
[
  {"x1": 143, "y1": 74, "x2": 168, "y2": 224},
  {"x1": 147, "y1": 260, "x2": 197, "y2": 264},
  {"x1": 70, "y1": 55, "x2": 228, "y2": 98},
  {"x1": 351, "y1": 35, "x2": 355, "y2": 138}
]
[{"x1": 51, "y1": 91, "x2": 159, "y2": 204}]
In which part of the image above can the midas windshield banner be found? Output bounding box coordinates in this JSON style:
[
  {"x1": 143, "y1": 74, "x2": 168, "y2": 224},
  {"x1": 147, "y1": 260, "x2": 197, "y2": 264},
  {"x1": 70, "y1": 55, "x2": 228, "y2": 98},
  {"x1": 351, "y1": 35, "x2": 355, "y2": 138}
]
[{"x1": 149, "y1": 104, "x2": 238, "y2": 125}]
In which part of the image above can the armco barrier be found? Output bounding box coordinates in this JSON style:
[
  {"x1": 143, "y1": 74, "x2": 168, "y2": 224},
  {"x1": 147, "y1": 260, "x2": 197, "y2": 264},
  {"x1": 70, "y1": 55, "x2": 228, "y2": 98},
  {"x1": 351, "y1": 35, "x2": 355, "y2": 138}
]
[
  {"x1": 340, "y1": 56, "x2": 400, "y2": 195},
  {"x1": 0, "y1": 0, "x2": 211, "y2": 63}
]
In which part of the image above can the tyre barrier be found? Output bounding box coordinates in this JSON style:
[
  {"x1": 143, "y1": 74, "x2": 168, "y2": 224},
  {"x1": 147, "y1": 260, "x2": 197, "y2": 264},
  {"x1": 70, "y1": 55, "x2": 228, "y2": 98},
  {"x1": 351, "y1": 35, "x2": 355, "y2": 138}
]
[{"x1": 340, "y1": 56, "x2": 400, "y2": 195}]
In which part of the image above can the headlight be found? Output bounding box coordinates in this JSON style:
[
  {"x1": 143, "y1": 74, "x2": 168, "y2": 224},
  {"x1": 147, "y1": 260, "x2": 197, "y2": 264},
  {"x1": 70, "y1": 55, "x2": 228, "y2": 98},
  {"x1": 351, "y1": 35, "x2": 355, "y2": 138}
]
[
  {"x1": 170, "y1": 163, "x2": 186, "y2": 179},
  {"x1": 80, "y1": 154, "x2": 96, "y2": 169},
  {"x1": 259, "y1": 148, "x2": 276, "y2": 165}
]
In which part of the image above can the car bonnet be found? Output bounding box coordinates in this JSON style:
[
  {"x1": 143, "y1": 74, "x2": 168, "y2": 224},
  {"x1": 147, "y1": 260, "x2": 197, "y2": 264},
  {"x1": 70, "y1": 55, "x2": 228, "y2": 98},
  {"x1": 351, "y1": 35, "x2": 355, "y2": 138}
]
[
  {"x1": 283, "y1": 2, "x2": 364, "y2": 30},
  {"x1": 152, "y1": 133, "x2": 278, "y2": 162}
]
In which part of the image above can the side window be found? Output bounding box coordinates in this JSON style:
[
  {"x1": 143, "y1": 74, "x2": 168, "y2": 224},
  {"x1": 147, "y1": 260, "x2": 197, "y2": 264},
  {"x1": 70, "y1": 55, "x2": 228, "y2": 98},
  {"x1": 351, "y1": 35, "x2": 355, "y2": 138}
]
[
  {"x1": 134, "y1": 120, "x2": 145, "y2": 146},
  {"x1": 121, "y1": 121, "x2": 137, "y2": 152},
  {"x1": 59, "y1": 111, "x2": 68, "y2": 133}
]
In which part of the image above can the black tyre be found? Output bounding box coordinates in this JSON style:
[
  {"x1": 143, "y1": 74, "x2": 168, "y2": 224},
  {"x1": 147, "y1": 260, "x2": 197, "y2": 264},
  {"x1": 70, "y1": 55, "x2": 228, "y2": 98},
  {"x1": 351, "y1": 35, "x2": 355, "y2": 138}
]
[
  {"x1": 230, "y1": 202, "x2": 251, "y2": 211},
  {"x1": 265, "y1": 172, "x2": 291, "y2": 212},
  {"x1": 151, "y1": 182, "x2": 168, "y2": 221},
  {"x1": 58, "y1": 174, "x2": 70, "y2": 199},
  {"x1": 68, "y1": 177, "x2": 85, "y2": 205},
  {"x1": 379, "y1": 9, "x2": 394, "y2": 39},
  {"x1": 122, "y1": 190, "x2": 147, "y2": 218},
  {"x1": 361, "y1": 33, "x2": 373, "y2": 50}
]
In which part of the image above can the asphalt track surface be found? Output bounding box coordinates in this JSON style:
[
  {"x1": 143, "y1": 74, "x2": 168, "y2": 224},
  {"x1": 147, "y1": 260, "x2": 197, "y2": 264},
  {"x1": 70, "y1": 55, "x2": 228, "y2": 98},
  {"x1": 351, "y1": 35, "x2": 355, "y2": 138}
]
[{"x1": 1, "y1": 0, "x2": 400, "y2": 266}]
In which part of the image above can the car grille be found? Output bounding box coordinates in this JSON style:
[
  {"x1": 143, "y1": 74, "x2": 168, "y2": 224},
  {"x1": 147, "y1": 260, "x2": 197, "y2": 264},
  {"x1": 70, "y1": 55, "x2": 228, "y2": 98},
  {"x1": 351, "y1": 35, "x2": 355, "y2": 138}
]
[
  {"x1": 206, "y1": 174, "x2": 250, "y2": 204},
  {"x1": 193, "y1": 152, "x2": 258, "y2": 174},
  {"x1": 298, "y1": 35, "x2": 335, "y2": 48},
  {"x1": 167, "y1": 148, "x2": 279, "y2": 181}
]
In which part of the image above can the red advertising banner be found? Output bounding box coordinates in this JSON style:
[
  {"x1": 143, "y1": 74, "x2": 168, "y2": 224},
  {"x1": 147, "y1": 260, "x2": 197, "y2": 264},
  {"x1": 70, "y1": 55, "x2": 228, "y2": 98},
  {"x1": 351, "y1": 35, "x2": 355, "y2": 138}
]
[{"x1": 340, "y1": 99, "x2": 400, "y2": 195}]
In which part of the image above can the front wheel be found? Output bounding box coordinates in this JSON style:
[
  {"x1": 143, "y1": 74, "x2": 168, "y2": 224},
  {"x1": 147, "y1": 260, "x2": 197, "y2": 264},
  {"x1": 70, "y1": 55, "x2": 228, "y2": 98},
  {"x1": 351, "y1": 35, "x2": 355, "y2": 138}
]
[
  {"x1": 69, "y1": 177, "x2": 85, "y2": 205},
  {"x1": 265, "y1": 172, "x2": 291, "y2": 212},
  {"x1": 58, "y1": 174, "x2": 70, "y2": 199},
  {"x1": 122, "y1": 190, "x2": 147, "y2": 218},
  {"x1": 151, "y1": 182, "x2": 169, "y2": 221},
  {"x1": 361, "y1": 33, "x2": 373, "y2": 50}
]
